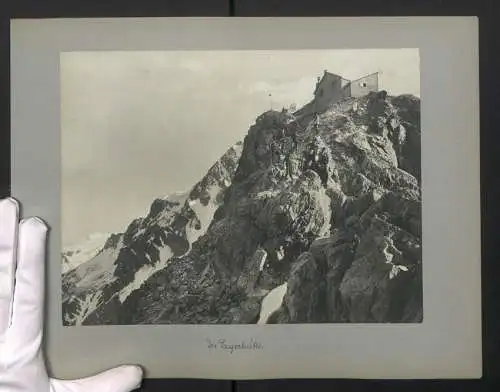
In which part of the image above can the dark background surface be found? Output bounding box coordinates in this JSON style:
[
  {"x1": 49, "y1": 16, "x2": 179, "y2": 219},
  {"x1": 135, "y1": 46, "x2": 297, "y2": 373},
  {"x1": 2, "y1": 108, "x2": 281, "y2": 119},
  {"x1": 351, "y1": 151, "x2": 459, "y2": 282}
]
[{"x1": 1, "y1": 1, "x2": 498, "y2": 391}]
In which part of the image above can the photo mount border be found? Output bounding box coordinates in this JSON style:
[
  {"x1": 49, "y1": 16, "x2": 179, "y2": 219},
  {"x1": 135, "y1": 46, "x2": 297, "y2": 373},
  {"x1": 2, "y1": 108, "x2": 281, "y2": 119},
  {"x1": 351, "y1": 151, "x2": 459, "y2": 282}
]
[{"x1": 10, "y1": 16, "x2": 481, "y2": 380}]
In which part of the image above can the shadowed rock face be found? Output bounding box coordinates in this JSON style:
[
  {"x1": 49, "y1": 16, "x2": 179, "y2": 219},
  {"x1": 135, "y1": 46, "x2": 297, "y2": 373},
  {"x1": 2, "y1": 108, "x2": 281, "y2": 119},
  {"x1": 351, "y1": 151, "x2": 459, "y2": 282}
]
[{"x1": 63, "y1": 89, "x2": 422, "y2": 325}]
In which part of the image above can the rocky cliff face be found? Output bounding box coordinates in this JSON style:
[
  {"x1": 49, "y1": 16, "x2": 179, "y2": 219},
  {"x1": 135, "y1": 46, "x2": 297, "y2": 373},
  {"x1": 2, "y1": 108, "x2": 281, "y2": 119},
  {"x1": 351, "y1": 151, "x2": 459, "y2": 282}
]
[{"x1": 62, "y1": 89, "x2": 422, "y2": 325}]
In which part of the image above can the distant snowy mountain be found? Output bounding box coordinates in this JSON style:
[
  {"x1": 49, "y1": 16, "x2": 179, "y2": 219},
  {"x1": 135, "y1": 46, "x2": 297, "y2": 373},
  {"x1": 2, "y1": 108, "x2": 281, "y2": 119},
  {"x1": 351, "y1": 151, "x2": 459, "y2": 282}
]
[{"x1": 62, "y1": 233, "x2": 110, "y2": 274}]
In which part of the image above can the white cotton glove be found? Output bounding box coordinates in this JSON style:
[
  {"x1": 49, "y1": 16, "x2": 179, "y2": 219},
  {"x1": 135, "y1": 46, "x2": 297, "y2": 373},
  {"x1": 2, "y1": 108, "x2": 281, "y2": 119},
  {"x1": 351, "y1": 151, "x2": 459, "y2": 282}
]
[{"x1": 0, "y1": 197, "x2": 144, "y2": 392}]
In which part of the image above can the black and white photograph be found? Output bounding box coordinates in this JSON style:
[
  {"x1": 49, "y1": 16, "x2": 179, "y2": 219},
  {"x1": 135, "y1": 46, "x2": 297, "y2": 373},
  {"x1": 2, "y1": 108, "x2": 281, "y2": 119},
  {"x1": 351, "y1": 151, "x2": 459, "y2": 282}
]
[{"x1": 61, "y1": 49, "x2": 422, "y2": 326}]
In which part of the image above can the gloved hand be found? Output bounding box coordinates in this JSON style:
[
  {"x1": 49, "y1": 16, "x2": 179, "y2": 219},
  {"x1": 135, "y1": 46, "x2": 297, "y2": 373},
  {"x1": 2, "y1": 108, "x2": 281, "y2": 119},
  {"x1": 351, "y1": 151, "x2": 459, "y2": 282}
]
[{"x1": 0, "y1": 197, "x2": 144, "y2": 391}]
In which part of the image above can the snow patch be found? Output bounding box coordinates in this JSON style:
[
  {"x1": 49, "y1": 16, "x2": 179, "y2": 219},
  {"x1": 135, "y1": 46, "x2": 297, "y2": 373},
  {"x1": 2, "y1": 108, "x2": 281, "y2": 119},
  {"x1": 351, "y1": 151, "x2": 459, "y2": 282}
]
[
  {"x1": 372, "y1": 188, "x2": 383, "y2": 203},
  {"x1": 382, "y1": 238, "x2": 408, "y2": 280},
  {"x1": 185, "y1": 185, "x2": 221, "y2": 246},
  {"x1": 389, "y1": 264, "x2": 408, "y2": 280},
  {"x1": 133, "y1": 228, "x2": 146, "y2": 240},
  {"x1": 118, "y1": 245, "x2": 173, "y2": 303},
  {"x1": 276, "y1": 246, "x2": 285, "y2": 261},
  {"x1": 167, "y1": 191, "x2": 189, "y2": 202},
  {"x1": 257, "y1": 283, "x2": 288, "y2": 325},
  {"x1": 382, "y1": 242, "x2": 395, "y2": 263},
  {"x1": 64, "y1": 290, "x2": 103, "y2": 326},
  {"x1": 159, "y1": 244, "x2": 173, "y2": 261},
  {"x1": 258, "y1": 252, "x2": 268, "y2": 272}
]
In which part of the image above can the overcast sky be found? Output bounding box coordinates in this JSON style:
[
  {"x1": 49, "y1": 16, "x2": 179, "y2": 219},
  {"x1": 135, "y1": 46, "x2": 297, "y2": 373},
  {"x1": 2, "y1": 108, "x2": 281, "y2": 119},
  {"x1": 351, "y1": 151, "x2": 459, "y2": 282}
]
[{"x1": 61, "y1": 49, "x2": 420, "y2": 247}]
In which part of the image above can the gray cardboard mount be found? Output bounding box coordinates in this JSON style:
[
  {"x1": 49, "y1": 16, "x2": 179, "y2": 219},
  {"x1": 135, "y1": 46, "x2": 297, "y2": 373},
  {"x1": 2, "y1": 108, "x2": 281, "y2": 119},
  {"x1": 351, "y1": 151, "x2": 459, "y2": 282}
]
[{"x1": 10, "y1": 17, "x2": 481, "y2": 380}]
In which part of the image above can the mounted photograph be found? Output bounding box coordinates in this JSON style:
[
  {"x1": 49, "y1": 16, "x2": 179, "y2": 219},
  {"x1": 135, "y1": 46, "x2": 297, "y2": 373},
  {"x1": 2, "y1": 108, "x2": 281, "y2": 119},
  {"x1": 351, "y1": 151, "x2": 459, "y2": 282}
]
[
  {"x1": 11, "y1": 16, "x2": 481, "y2": 380},
  {"x1": 60, "y1": 49, "x2": 422, "y2": 326}
]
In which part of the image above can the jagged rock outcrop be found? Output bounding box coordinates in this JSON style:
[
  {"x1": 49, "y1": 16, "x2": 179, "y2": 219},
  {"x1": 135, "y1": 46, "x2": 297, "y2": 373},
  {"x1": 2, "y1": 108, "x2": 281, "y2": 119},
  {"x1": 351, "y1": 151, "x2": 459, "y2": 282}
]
[{"x1": 62, "y1": 86, "x2": 422, "y2": 325}]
